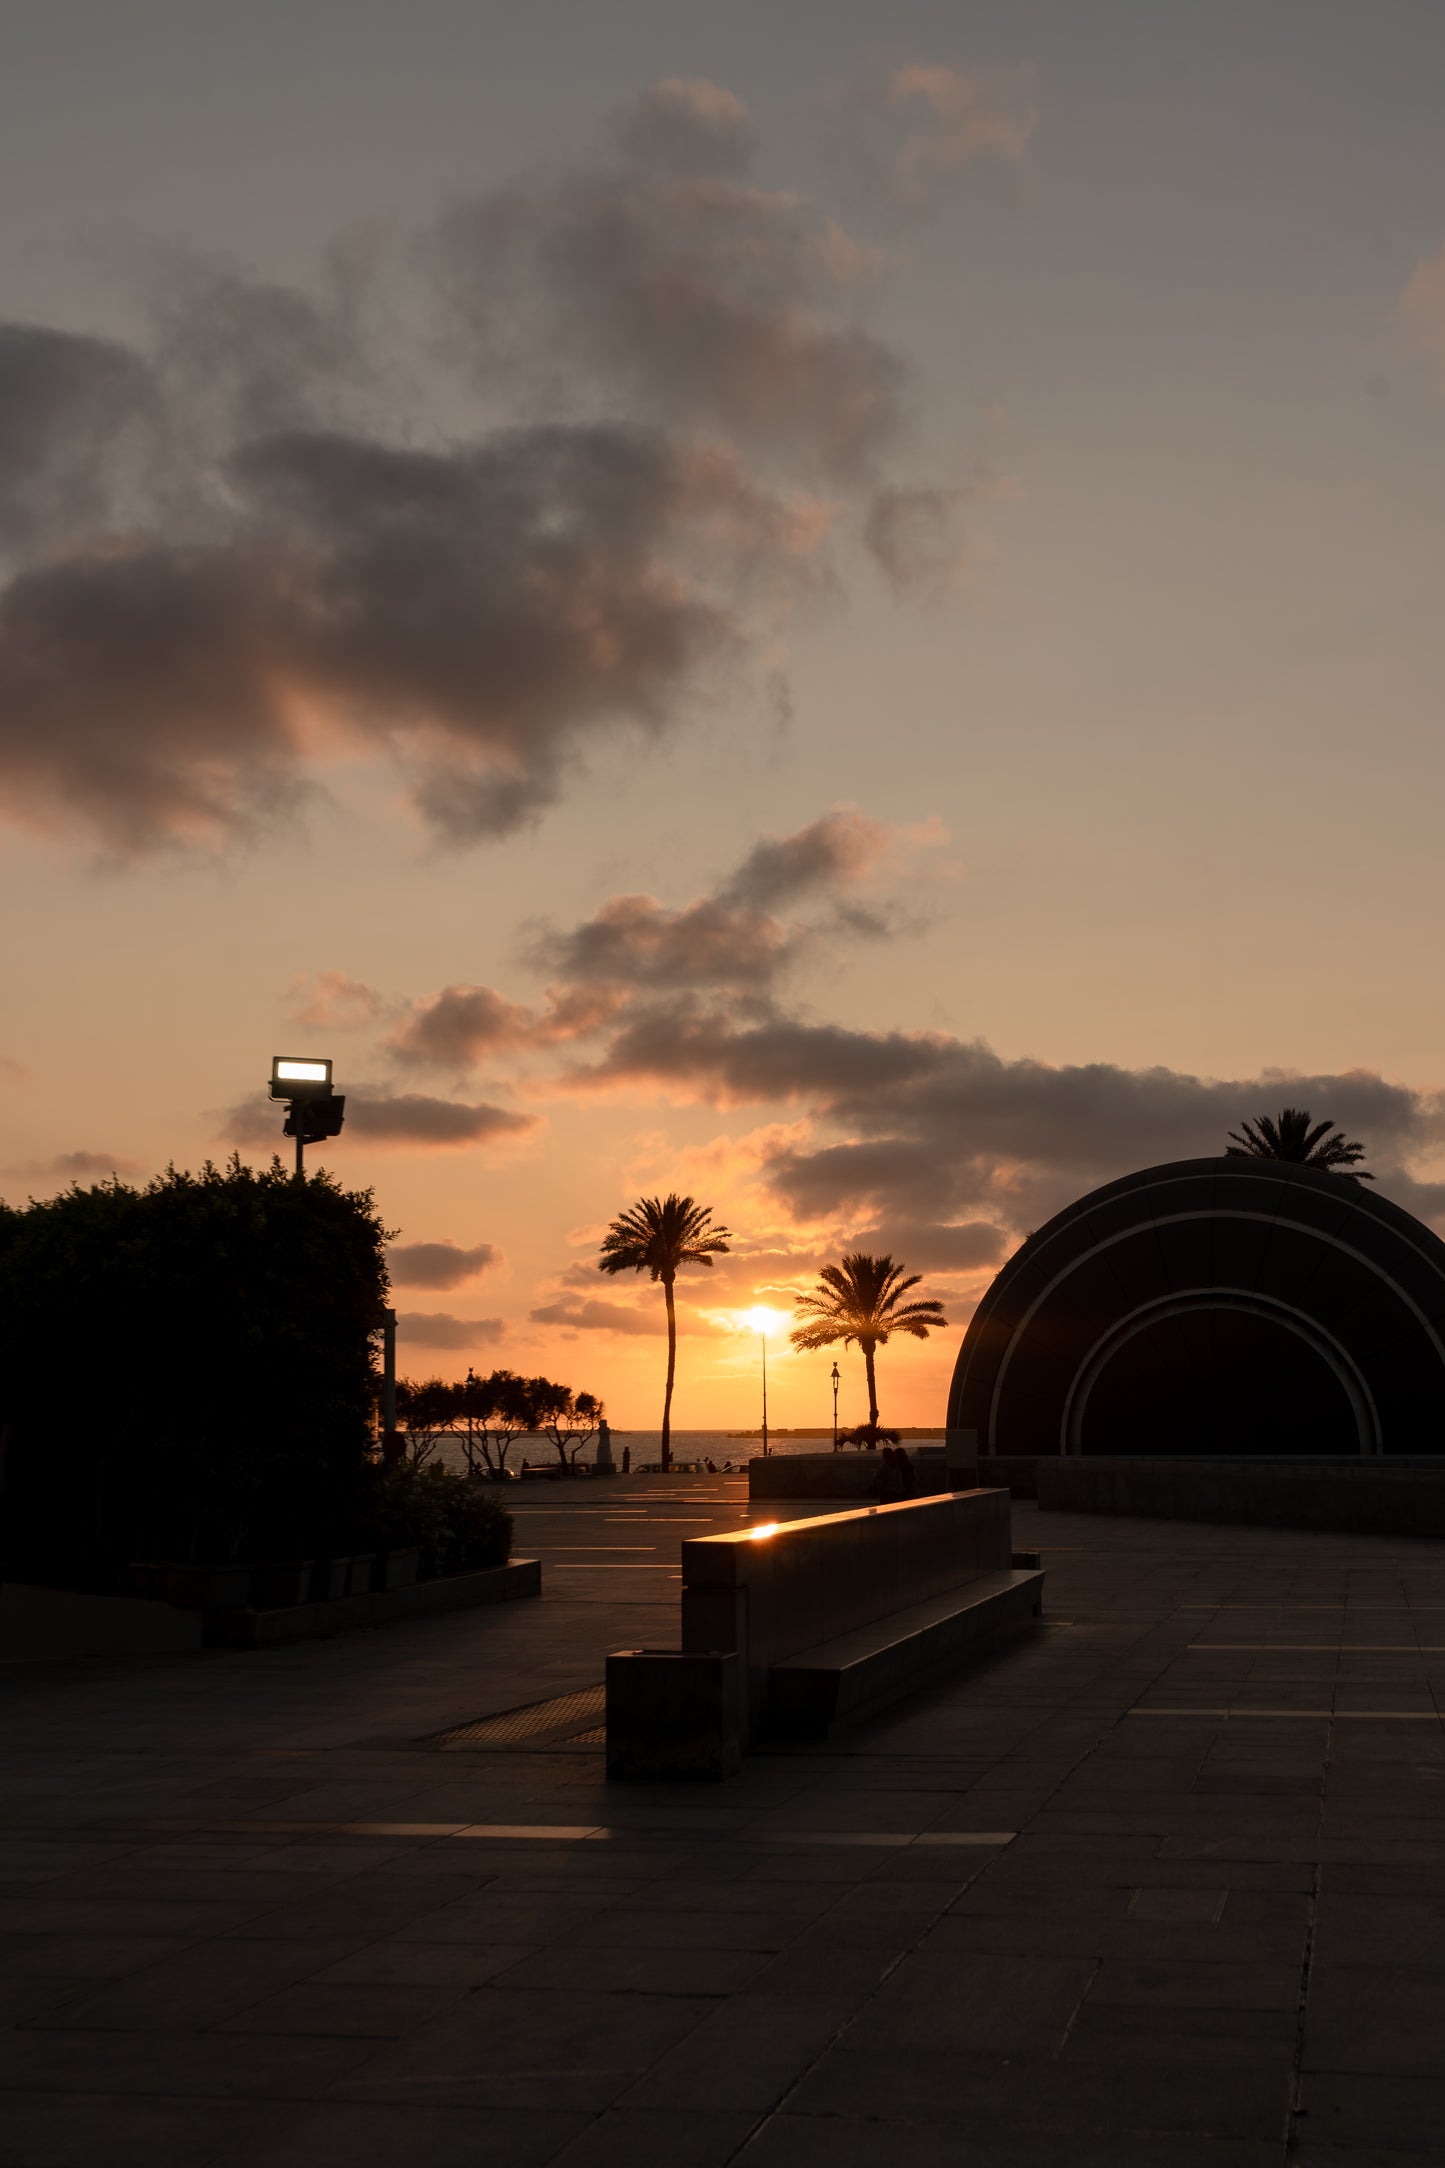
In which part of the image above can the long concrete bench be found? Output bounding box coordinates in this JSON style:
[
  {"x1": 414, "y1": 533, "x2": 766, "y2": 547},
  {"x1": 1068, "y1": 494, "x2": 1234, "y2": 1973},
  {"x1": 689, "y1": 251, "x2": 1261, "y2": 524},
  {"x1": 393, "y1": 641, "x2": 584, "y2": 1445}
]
[{"x1": 606, "y1": 1489, "x2": 1044, "y2": 1778}]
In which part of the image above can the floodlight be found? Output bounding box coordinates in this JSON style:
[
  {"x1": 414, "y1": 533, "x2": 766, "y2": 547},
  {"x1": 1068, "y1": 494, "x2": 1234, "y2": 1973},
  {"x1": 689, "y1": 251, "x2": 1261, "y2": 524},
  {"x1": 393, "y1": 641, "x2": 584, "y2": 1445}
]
[
  {"x1": 270, "y1": 1055, "x2": 333, "y2": 1102},
  {"x1": 268, "y1": 1052, "x2": 345, "y2": 1175},
  {"x1": 283, "y1": 1096, "x2": 346, "y2": 1143}
]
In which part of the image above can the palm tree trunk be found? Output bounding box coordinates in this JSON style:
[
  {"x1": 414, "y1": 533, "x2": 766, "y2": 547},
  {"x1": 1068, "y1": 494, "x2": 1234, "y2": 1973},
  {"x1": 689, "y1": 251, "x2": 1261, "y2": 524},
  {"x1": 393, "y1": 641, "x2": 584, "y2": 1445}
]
[
  {"x1": 863, "y1": 1339, "x2": 879, "y2": 1438},
  {"x1": 661, "y1": 1275, "x2": 677, "y2": 1473}
]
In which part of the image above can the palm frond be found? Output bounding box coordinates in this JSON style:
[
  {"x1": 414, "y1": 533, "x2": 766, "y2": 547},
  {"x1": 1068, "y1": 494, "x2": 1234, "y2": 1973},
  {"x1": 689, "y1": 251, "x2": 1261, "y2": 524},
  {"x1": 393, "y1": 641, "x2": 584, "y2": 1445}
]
[
  {"x1": 597, "y1": 1192, "x2": 733, "y2": 1279},
  {"x1": 1224, "y1": 1108, "x2": 1371, "y2": 1181}
]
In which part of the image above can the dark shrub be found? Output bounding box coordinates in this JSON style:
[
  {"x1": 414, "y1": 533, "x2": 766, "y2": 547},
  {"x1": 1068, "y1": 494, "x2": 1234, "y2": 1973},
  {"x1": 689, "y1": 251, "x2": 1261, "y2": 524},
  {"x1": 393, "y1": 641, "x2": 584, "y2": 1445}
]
[
  {"x1": 373, "y1": 1464, "x2": 513, "y2": 1578},
  {"x1": 0, "y1": 1159, "x2": 389, "y2": 1582}
]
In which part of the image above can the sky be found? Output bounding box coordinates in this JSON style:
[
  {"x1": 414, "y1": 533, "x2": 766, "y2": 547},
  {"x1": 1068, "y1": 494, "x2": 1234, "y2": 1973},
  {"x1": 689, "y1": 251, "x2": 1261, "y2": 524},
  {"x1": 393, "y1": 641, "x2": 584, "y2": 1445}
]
[{"x1": 4, "y1": 0, "x2": 1445, "y2": 1431}]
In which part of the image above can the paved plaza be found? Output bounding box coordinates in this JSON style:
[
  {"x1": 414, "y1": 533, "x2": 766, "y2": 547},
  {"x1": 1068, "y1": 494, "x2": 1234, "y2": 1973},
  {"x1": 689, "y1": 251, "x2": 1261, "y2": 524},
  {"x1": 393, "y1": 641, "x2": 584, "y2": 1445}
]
[{"x1": 4, "y1": 1475, "x2": 1445, "y2": 2165}]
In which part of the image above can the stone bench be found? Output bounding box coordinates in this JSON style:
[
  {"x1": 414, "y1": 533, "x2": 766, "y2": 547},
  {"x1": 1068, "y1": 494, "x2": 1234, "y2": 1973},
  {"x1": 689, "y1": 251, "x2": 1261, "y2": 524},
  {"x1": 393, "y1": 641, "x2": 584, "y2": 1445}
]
[{"x1": 606, "y1": 1489, "x2": 1044, "y2": 1778}]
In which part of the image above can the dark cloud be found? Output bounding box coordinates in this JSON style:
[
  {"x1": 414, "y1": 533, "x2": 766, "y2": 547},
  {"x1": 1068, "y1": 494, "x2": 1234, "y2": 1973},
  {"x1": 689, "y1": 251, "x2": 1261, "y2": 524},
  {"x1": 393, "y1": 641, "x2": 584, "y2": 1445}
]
[
  {"x1": 719, "y1": 807, "x2": 892, "y2": 907},
  {"x1": 533, "y1": 893, "x2": 794, "y2": 993},
  {"x1": 0, "y1": 80, "x2": 1018, "y2": 858},
  {"x1": 0, "y1": 355, "x2": 828, "y2": 855},
  {"x1": 220, "y1": 1089, "x2": 536, "y2": 1150},
  {"x1": 529, "y1": 1296, "x2": 658, "y2": 1336},
  {"x1": 0, "y1": 324, "x2": 159, "y2": 559},
  {"x1": 388, "y1": 1240, "x2": 500, "y2": 1288},
  {"x1": 393, "y1": 812, "x2": 910, "y2": 1069},
  {"x1": 430, "y1": 87, "x2": 903, "y2": 473},
  {"x1": 397, "y1": 1311, "x2": 505, "y2": 1349},
  {"x1": 837, "y1": 1217, "x2": 1008, "y2": 1273},
  {"x1": 387, "y1": 982, "x2": 617, "y2": 1070},
  {"x1": 562, "y1": 998, "x2": 1444, "y2": 1235}
]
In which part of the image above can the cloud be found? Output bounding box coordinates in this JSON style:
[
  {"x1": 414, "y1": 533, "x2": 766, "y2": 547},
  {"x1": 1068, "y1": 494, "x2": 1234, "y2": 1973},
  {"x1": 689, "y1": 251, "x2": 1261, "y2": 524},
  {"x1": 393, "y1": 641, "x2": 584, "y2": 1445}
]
[
  {"x1": 0, "y1": 416, "x2": 834, "y2": 855},
  {"x1": 285, "y1": 971, "x2": 384, "y2": 1030},
  {"x1": 392, "y1": 810, "x2": 915, "y2": 1070},
  {"x1": 388, "y1": 1239, "x2": 500, "y2": 1288},
  {"x1": 220, "y1": 1088, "x2": 537, "y2": 1150},
  {"x1": 614, "y1": 78, "x2": 759, "y2": 178},
  {"x1": 4, "y1": 1148, "x2": 143, "y2": 1183},
  {"x1": 1401, "y1": 241, "x2": 1445, "y2": 380},
  {"x1": 719, "y1": 806, "x2": 893, "y2": 907},
  {"x1": 845, "y1": 1218, "x2": 1009, "y2": 1272},
  {"x1": 532, "y1": 893, "x2": 796, "y2": 993},
  {"x1": 0, "y1": 1055, "x2": 25, "y2": 1083},
  {"x1": 559, "y1": 990, "x2": 1443, "y2": 1238},
  {"x1": 529, "y1": 1296, "x2": 659, "y2": 1335},
  {"x1": 0, "y1": 81, "x2": 1022, "y2": 860},
  {"x1": 0, "y1": 324, "x2": 159, "y2": 561},
  {"x1": 430, "y1": 83, "x2": 903, "y2": 472},
  {"x1": 386, "y1": 981, "x2": 618, "y2": 1069},
  {"x1": 863, "y1": 477, "x2": 1010, "y2": 600},
  {"x1": 396, "y1": 1311, "x2": 506, "y2": 1349},
  {"x1": 826, "y1": 63, "x2": 1036, "y2": 212}
]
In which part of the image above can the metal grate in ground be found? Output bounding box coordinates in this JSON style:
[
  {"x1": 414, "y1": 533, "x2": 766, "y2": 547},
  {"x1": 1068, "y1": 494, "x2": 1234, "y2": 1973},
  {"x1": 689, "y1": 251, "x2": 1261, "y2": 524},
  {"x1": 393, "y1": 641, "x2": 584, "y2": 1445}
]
[{"x1": 424, "y1": 1685, "x2": 605, "y2": 1749}]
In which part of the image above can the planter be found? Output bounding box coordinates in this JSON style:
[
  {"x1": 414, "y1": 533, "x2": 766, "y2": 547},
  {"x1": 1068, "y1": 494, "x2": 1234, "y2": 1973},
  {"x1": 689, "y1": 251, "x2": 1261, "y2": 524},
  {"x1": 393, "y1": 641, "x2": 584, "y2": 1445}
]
[
  {"x1": 310, "y1": 1558, "x2": 351, "y2": 1604},
  {"x1": 248, "y1": 1561, "x2": 313, "y2": 1610},
  {"x1": 346, "y1": 1553, "x2": 375, "y2": 1597},
  {"x1": 158, "y1": 1564, "x2": 252, "y2": 1610},
  {"x1": 372, "y1": 1548, "x2": 420, "y2": 1592}
]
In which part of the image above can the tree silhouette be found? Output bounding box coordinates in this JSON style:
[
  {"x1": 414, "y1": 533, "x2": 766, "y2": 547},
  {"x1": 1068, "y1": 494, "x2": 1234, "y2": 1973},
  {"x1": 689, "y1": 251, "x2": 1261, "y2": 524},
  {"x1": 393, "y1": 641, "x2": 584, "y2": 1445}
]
[
  {"x1": 790, "y1": 1253, "x2": 948, "y2": 1447},
  {"x1": 598, "y1": 1193, "x2": 731, "y2": 1470},
  {"x1": 1225, "y1": 1107, "x2": 1372, "y2": 1181}
]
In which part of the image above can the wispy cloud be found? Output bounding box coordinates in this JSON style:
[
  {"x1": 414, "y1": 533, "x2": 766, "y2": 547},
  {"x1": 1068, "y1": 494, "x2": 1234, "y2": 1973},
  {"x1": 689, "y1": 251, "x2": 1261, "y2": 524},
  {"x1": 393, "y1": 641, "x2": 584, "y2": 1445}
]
[
  {"x1": 397, "y1": 1311, "x2": 506, "y2": 1349},
  {"x1": 529, "y1": 1296, "x2": 659, "y2": 1336},
  {"x1": 219, "y1": 1088, "x2": 537, "y2": 1151},
  {"x1": 388, "y1": 1239, "x2": 500, "y2": 1288}
]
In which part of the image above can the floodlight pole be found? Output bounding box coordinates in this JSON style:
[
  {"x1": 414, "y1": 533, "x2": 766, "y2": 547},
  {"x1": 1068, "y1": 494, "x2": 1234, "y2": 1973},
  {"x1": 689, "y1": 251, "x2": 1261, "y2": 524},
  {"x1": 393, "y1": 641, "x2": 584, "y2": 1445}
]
[
  {"x1": 294, "y1": 1122, "x2": 305, "y2": 1182},
  {"x1": 760, "y1": 1323, "x2": 769, "y2": 1459},
  {"x1": 831, "y1": 1360, "x2": 840, "y2": 1451}
]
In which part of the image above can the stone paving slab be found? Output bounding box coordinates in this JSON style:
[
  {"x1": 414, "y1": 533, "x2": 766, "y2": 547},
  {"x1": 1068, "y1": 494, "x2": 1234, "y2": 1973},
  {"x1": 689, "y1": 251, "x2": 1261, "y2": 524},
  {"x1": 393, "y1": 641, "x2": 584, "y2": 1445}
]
[{"x1": 6, "y1": 1479, "x2": 1445, "y2": 2162}]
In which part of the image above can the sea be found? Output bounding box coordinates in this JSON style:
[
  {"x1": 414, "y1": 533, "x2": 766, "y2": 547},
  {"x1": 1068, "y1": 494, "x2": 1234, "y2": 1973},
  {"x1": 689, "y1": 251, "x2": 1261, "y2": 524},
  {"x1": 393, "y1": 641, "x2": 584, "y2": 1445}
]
[{"x1": 430, "y1": 1427, "x2": 946, "y2": 1475}]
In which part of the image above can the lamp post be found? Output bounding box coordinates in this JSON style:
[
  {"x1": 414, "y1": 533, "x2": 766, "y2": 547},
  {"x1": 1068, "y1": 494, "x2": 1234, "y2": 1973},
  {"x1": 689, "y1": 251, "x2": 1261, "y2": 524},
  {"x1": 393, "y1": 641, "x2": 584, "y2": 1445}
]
[
  {"x1": 746, "y1": 1308, "x2": 779, "y2": 1459},
  {"x1": 269, "y1": 1055, "x2": 346, "y2": 1178},
  {"x1": 831, "y1": 1360, "x2": 840, "y2": 1451}
]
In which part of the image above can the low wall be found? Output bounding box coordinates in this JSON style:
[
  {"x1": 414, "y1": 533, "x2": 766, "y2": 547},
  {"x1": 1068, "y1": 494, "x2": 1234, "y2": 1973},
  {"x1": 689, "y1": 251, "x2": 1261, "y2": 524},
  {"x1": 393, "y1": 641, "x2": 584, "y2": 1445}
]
[
  {"x1": 682, "y1": 1489, "x2": 1011, "y2": 1734},
  {"x1": 204, "y1": 1558, "x2": 541, "y2": 1646},
  {"x1": 748, "y1": 1451, "x2": 956, "y2": 1502},
  {"x1": 0, "y1": 1582, "x2": 202, "y2": 1664},
  {"x1": 1036, "y1": 1456, "x2": 1445, "y2": 1537}
]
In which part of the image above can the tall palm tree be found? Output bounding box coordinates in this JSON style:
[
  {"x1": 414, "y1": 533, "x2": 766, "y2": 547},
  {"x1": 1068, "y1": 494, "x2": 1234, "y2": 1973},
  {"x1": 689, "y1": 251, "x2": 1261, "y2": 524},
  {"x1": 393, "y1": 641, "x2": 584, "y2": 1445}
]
[
  {"x1": 598, "y1": 1194, "x2": 731, "y2": 1471},
  {"x1": 1226, "y1": 1107, "x2": 1372, "y2": 1181},
  {"x1": 790, "y1": 1253, "x2": 948, "y2": 1444}
]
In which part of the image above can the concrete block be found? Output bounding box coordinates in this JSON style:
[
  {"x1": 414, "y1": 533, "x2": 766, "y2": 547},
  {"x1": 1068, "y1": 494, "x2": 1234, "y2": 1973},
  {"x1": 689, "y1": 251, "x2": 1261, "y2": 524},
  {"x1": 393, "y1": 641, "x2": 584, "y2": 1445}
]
[{"x1": 605, "y1": 1649, "x2": 744, "y2": 1781}]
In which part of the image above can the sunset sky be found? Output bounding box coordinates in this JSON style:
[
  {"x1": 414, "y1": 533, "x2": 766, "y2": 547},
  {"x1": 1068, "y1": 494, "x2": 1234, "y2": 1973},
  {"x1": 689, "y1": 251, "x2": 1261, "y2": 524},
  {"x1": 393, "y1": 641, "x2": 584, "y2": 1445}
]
[{"x1": 4, "y1": 0, "x2": 1445, "y2": 1430}]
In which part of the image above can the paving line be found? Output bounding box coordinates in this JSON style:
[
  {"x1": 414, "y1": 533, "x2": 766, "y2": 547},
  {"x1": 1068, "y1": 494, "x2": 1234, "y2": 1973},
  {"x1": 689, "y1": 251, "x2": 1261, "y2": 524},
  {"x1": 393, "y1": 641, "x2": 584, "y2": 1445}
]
[
  {"x1": 1130, "y1": 1707, "x2": 1443, "y2": 1720},
  {"x1": 1187, "y1": 1645, "x2": 1445, "y2": 1652},
  {"x1": 138, "y1": 1817, "x2": 1016, "y2": 1846}
]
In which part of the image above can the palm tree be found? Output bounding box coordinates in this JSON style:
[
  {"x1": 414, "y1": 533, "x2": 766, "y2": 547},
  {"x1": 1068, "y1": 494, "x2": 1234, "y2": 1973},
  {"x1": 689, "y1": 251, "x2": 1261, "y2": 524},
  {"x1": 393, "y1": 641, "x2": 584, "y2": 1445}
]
[
  {"x1": 1225, "y1": 1107, "x2": 1372, "y2": 1181},
  {"x1": 790, "y1": 1253, "x2": 948, "y2": 1446},
  {"x1": 598, "y1": 1194, "x2": 731, "y2": 1471}
]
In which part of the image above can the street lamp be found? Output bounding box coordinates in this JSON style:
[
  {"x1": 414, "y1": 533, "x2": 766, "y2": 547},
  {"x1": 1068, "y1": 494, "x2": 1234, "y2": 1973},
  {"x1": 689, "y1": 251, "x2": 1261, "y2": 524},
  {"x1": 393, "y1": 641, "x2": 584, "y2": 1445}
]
[
  {"x1": 269, "y1": 1055, "x2": 346, "y2": 1179},
  {"x1": 746, "y1": 1308, "x2": 782, "y2": 1458},
  {"x1": 831, "y1": 1360, "x2": 840, "y2": 1451}
]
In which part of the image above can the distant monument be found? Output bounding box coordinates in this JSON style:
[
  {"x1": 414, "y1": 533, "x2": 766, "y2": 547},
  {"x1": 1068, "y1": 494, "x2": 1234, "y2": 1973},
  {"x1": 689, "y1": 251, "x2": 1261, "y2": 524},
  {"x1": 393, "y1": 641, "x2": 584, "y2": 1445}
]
[{"x1": 948, "y1": 1157, "x2": 1445, "y2": 1459}]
